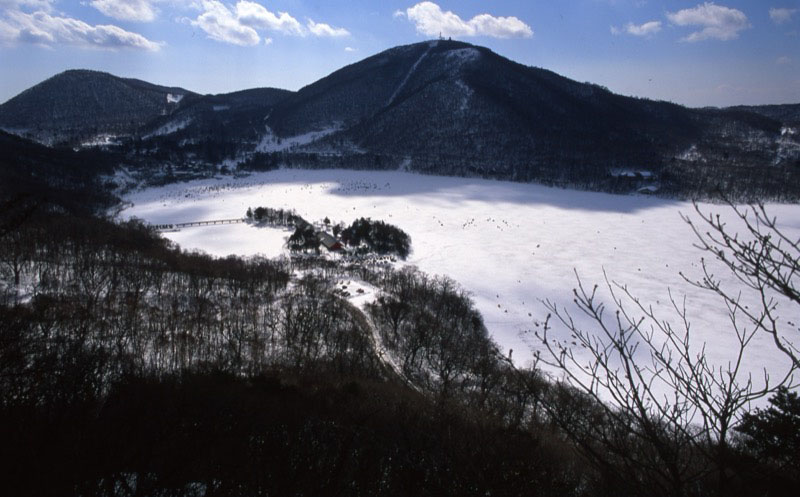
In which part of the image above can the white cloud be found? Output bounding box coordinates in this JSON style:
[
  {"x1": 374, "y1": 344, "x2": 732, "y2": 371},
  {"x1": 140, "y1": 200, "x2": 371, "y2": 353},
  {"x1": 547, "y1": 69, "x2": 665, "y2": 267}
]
[
  {"x1": 469, "y1": 13, "x2": 533, "y2": 38},
  {"x1": 612, "y1": 20, "x2": 662, "y2": 37},
  {"x1": 625, "y1": 20, "x2": 661, "y2": 36},
  {"x1": 393, "y1": 9, "x2": 405, "y2": 19},
  {"x1": 192, "y1": 0, "x2": 259, "y2": 46},
  {"x1": 235, "y1": 0, "x2": 303, "y2": 35},
  {"x1": 344, "y1": 46, "x2": 355, "y2": 52},
  {"x1": 777, "y1": 55, "x2": 791, "y2": 65},
  {"x1": 666, "y1": 2, "x2": 750, "y2": 42},
  {"x1": 263, "y1": 36, "x2": 271, "y2": 45},
  {"x1": 170, "y1": 0, "x2": 203, "y2": 9},
  {"x1": 89, "y1": 0, "x2": 157, "y2": 22},
  {"x1": 191, "y1": 1, "x2": 348, "y2": 45},
  {"x1": 770, "y1": 7, "x2": 798, "y2": 25},
  {"x1": 86, "y1": 0, "x2": 204, "y2": 22},
  {"x1": 0, "y1": 16, "x2": 19, "y2": 42},
  {"x1": 0, "y1": 0, "x2": 53, "y2": 11},
  {"x1": 0, "y1": 9, "x2": 162, "y2": 49},
  {"x1": 306, "y1": 19, "x2": 349, "y2": 37},
  {"x1": 404, "y1": 2, "x2": 532, "y2": 39}
]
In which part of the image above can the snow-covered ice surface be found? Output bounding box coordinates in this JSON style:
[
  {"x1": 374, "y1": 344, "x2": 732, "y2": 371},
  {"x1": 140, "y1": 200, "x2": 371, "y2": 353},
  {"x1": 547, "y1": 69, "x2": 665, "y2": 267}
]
[{"x1": 122, "y1": 169, "x2": 800, "y2": 389}]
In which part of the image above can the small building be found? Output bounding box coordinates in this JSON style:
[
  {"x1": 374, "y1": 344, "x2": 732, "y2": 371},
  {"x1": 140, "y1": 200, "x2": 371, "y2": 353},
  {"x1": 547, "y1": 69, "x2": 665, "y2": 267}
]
[{"x1": 318, "y1": 232, "x2": 343, "y2": 251}]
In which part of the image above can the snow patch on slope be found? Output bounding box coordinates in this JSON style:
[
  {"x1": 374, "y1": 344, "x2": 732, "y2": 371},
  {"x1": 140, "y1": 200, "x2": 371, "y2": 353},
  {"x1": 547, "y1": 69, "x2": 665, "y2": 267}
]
[
  {"x1": 105, "y1": 166, "x2": 139, "y2": 194},
  {"x1": 446, "y1": 47, "x2": 480, "y2": 64},
  {"x1": 81, "y1": 134, "x2": 120, "y2": 147},
  {"x1": 454, "y1": 79, "x2": 473, "y2": 112},
  {"x1": 775, "y1": 127, "x2": 800, "y2": 165},
  {"x1": 610, "y1": 169, "x2": 654, "y2": 178},
  {"x1": 166, "y1": 93, "x2": 184, "y2": 104},
  {"x1": 143, "y1": 117, "x2": 192, "y2": 138},
  {"x1": 679, "y1": 145, "x2": 704, "y2": 162},
  {"x1": 255, "y1": 124, "x2": 341, "y2": 153}
]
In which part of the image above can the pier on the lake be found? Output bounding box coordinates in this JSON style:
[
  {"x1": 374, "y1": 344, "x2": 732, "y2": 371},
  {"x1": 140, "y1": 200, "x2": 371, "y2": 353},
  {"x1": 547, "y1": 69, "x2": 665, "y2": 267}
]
[{"x1": 152, "y1": 218, "x2": 247, "y2": 231}]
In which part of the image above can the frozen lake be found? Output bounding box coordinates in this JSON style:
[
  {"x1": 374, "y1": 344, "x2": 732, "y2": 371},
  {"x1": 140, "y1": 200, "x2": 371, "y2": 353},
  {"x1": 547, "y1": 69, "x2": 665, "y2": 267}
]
[{"x1": 122, "y1": 169, "x2": 800, "y2": 390}]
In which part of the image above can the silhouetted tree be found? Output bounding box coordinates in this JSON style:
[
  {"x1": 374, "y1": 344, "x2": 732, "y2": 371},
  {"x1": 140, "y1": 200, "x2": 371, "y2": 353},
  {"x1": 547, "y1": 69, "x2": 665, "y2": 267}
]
[
  {"x1": 737, "y1": 386, "x2": 800, "y2": 481},
  {"x1": 534, "y1": 271, "x2": 793, "y2": 497},
  {"x1": 684, "y1": 202, "x2": 800, "y2": 369}
]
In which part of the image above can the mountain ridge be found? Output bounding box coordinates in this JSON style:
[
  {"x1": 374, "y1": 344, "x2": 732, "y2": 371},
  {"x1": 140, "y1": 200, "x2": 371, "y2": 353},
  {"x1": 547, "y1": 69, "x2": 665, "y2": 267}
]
[{"x1": 1, "y1": 40, "x2": 798, "y2": 199}]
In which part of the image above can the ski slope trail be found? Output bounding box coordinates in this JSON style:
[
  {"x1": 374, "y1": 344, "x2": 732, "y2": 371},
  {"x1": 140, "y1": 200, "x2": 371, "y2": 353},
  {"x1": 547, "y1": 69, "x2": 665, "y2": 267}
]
[{"x1": 387, "y1": 43, "x2": 434, "y2": 107}]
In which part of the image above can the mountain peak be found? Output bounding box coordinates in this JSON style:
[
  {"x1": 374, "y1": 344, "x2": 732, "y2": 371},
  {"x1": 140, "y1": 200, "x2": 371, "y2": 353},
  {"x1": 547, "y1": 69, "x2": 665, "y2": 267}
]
[{"x1": 0, "y1": 69, "x2": 196, "y2": 145}]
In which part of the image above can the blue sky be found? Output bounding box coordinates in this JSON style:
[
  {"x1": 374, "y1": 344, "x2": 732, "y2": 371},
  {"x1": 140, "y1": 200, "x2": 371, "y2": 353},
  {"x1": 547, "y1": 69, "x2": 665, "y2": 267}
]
[{"x1": 0, "y1": 1, "x2": 798, "y2": 107}]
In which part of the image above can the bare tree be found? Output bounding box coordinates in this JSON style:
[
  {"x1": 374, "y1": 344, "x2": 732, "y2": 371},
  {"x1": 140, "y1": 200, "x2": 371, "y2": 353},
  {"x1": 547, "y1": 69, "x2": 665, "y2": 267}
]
[
  {"x1": 0, "y1": 228, "x2": 32, "y2": 290},
  {"x1": 533, "y1": 271, "x2": 794, "y2": 497},
  {"x1": 683, "y1": 202, "x2": 800, "y2": 369}
]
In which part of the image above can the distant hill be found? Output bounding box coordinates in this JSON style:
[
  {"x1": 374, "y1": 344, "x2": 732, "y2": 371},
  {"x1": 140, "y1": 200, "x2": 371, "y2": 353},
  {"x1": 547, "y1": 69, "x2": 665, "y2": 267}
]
[
  {"x1": 0, "y1": 130, "x2": 118, "y2": 213},
  {"x1": 727, "y1": 103, "x2": 800, "y2": 127},
  {"x1": 137, "y1": 87, "x2": 294, "y2": 151},
  {"x1": 0, "y1": 70, "x2": 197, "y2": 145}
]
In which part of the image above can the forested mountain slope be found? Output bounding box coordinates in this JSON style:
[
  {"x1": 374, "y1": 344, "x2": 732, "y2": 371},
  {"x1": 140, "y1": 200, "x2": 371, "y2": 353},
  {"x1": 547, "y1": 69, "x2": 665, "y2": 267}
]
[
  {"x1": 1, "y1": 41, "x2": 798, "y2": 198},
  {"x1": 0, "y1": 70, "x2": 196, "y2": 145}
]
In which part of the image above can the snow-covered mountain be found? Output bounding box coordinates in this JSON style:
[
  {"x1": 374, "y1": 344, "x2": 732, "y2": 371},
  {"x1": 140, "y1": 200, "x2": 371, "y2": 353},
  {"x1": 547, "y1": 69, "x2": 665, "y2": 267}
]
[
  {"x1": 1, "y1": 41, "x2": 798, "y2": 198},
  {"x1": 261, "y1": 40, "x2": 796, "y2": 181}
]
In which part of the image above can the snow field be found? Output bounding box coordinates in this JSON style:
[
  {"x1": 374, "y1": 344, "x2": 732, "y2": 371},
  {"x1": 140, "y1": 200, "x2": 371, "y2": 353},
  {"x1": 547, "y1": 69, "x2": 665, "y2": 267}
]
[{"x1": 122, "y1": 169, "x2": 800, "y2": 394}]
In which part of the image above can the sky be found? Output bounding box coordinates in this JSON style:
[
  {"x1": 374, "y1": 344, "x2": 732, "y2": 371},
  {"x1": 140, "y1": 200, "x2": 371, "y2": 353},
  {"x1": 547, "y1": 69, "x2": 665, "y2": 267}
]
[{"x1": 0, "y1": 0, "x2": 798, "y2": 107}]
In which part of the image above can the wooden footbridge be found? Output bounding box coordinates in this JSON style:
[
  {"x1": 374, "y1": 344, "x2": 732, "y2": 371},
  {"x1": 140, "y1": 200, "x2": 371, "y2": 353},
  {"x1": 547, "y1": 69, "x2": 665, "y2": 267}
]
[{"x1": 152, "y1": 218, "x2": 246, "y2": 231}]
